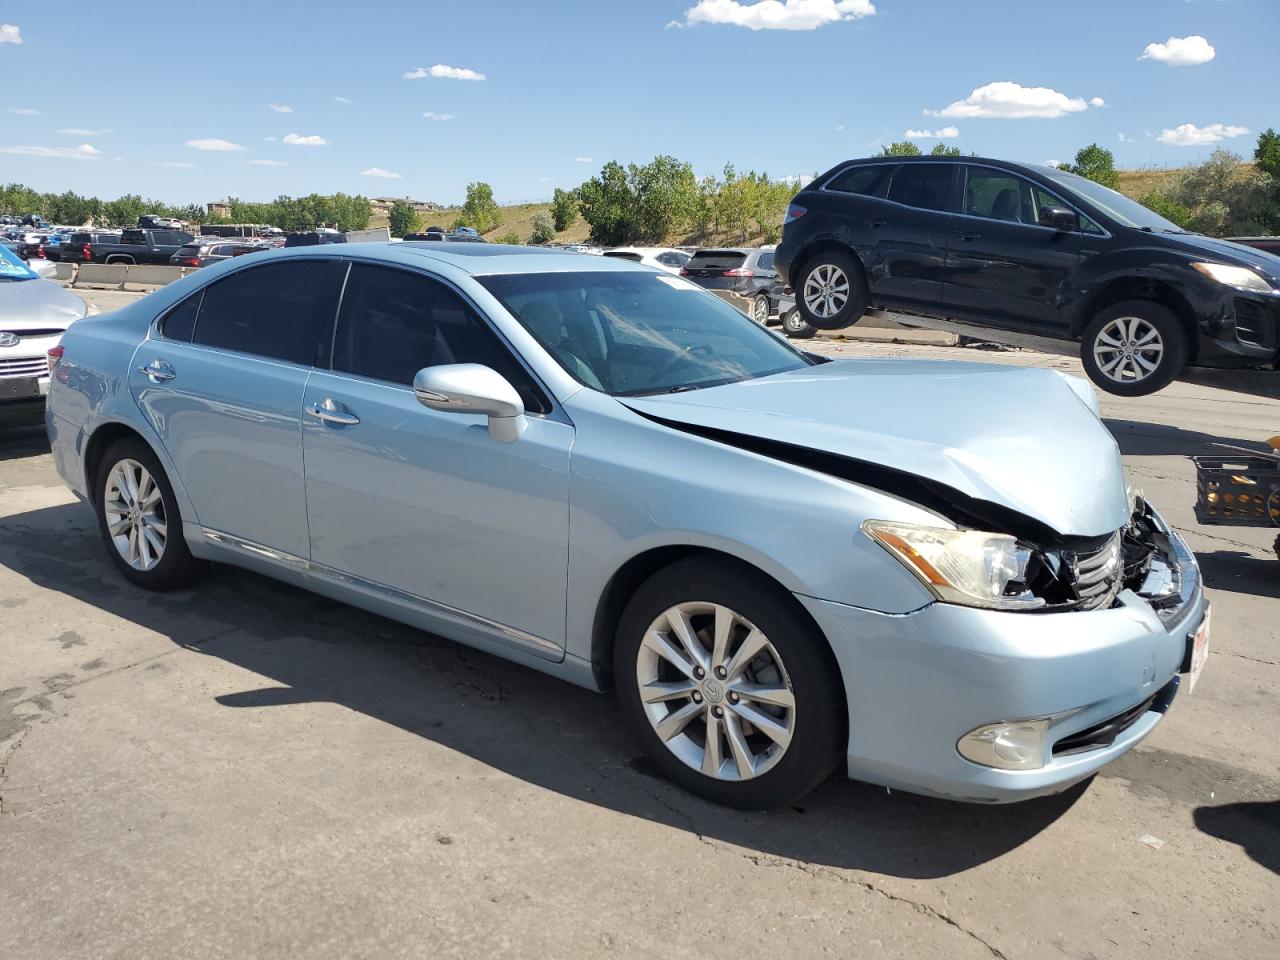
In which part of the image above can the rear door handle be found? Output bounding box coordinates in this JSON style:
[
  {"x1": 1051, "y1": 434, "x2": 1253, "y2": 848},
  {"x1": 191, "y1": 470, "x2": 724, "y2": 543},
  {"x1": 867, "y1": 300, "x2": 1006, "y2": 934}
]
[
  {"x1": 306, "y1": 399, "x2": 360, "y2": 426},
  {"x1": 953, "y1": 230, "x2": 982, "y2": 241},
  {"x1": 138, "y1": 360, "x2": 175, "y2": 382}
]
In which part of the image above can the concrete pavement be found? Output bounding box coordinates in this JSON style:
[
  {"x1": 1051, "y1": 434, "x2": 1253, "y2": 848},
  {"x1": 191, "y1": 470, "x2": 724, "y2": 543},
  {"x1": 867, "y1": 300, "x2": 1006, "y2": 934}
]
[{"x1": 0, "y1": 294, "x2": 1277, "y2": 959}]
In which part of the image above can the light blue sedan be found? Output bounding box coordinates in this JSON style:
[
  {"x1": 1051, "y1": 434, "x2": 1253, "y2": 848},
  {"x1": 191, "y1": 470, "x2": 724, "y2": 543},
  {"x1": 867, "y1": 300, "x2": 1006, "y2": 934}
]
[{"x1": 46, "y1": 242, "x2": 1209, "y2": 807}]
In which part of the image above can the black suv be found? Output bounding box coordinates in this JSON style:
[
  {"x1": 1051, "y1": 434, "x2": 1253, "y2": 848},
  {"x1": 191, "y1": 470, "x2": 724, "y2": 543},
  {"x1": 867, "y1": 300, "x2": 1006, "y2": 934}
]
[{"x1": 775, "y1": 156, "x2": 1280, "y2": 395}]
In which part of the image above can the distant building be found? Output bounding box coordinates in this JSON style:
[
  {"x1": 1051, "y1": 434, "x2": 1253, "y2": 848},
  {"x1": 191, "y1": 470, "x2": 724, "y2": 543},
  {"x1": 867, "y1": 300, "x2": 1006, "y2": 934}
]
[
  {"x1": 206, "y1": 200, "x2": 232, "y2": 219},
  {"x1": 369, "y1": 195, "x2": 444, "y2": 217}
]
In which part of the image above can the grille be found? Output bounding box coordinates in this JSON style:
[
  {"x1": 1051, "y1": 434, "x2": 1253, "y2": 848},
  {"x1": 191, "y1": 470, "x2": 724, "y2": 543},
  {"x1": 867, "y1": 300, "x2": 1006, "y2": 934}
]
[
  {"x1": 1070, "y1": 532, "x2": 1123, "y2": 610},
  {"x1": 0, "y1": 356, "x2": 48, "y2": 378},
  {"x1": 1233, "y1": 298, "x2": 1276, "y2": 350},
  {"x1": 0, "y1": 328, "x2": 64, "y2": 339}
]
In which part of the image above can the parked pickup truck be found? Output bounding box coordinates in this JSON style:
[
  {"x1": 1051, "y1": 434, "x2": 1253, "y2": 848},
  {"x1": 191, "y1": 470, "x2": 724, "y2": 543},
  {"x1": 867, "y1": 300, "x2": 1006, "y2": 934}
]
[{"x1": 87, "y1": 228, "x2": 193, "y2": 265}]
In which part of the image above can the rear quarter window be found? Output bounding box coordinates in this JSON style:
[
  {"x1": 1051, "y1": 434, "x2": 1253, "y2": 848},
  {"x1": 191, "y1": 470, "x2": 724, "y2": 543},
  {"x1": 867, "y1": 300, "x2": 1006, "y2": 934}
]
[{"x1": 826, "y1": 165, "x2": 893, "y2": 197}]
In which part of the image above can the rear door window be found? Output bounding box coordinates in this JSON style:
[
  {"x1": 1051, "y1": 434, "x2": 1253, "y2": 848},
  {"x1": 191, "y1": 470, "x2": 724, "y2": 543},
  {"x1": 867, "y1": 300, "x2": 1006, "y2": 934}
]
[
  {"x1": 191, "y1": 260, "x2": 347, "y2": 365},
  {"x1": 887, "y1": 164, "x2": 957, "y2": 212},
  {"x1": 826, "y1": 165, "x2": 894, "y2": 197}
]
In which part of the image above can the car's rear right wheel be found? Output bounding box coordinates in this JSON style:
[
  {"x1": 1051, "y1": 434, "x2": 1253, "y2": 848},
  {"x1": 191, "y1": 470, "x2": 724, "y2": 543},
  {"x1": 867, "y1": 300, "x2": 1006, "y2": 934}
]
[{"x1": 795, "y1": 251, "x2": 868, "y2": 330}]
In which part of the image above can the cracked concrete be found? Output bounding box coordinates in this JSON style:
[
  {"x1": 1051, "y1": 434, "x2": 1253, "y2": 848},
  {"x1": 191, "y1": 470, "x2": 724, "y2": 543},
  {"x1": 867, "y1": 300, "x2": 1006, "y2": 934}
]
[{"x1": 1, "y1": 332, "x2": 1277, "y2": 959}]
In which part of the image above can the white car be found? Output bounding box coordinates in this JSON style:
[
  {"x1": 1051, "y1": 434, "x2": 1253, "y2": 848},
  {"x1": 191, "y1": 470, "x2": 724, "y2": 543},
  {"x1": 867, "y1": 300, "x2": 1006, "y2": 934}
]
[
  {"x1": 0, "y1": 246, "x2": 88, "y2": 414},
  {"x1": 601, "y1": 247, "x2": 691, "y2": 275}
]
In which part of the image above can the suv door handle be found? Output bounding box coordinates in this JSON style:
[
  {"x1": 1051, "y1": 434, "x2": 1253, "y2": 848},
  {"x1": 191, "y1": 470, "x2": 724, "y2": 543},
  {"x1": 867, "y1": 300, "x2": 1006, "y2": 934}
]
[
  {"x1": 863, "y1": 218, "x2": 887, "y2": 228},
  {"x1": 306, "y1": 399, "x2": 360, "y2": 426},
  {"x1": 953, "y1": 230, "x2": 982, "y2": 241},
  {"x1": 138, "y1": 360, "x2": 176, "y2": 382}
]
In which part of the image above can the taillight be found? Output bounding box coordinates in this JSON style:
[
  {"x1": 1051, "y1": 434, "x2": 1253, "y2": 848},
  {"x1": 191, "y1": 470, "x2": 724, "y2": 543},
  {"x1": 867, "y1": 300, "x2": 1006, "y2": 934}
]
[
  {"x1": 83, "y1": 243, "x2": 92, "y2": 260},
  {"x1": 47, "y1": 344, "x2": 64, "y2": 377},
  {"x1": 182, "y1": 257, "x2": 200, "y2": 267},
  {"x1": 678, "y1": 267, "x2": 690, "y2": 276},
  {"x1": 784, "y1": 203, "x2": 807, "y2": 223},
  {"x1": 722, "y1": 267, "x2": 753, "y2": 277},
  {"x1": 36, "y1": 244, "x2": 45, "y2": 258}
]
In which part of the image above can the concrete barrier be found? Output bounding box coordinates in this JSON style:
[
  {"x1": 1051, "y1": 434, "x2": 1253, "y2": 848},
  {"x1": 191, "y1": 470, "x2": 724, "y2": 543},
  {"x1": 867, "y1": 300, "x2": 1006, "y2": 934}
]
[
  {"x1": 124, "y1": 265, "x2": 185, "y2": 290},
  {"x1": 52, "y1": 262, "x2": 77, "y2": 282},
  {"x1": 73, "y1": 263, "x2": 128, "y2": 290},
  {"x1": 709, "y1": 289, "x2": 753, "y2": 316}
]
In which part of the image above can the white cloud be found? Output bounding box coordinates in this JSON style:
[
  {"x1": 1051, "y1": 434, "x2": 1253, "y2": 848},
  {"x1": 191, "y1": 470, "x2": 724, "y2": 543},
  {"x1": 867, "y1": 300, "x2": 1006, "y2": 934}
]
[
  {"x1": 1139, "y1": 35, "x2": 1215, "y2": 66},
  {"x1": 268, "y1": 103, "x2": 294, "y2": 113},
  {"x1": 333, "y1": 96, "x2": 352, "y2": 104},
  {"x1": 1157, "y1": 122, "x2": 1249, "y2": 146},
  {"x1": 0, "y1": 24, "x2": 21, "y2": 44},
  {"x1": 539, "y1": 176, "x2": 551, "y2": 182},
  {"x1": 264, "y1": 136, "x2": 277, "y2": 142},
  {"x1": 7, "y1": 107, "x2": 40, "y2": 116},
  {"x1": 904, "y1": 125, "x2": 959, "y2": 139},
  {"x1": 0, "y1": 143, "x2": 100, "y2": 160},
  {"x1": 1089, "y1": 97, "x2": 1106, "y2": 107},
  {"x1": 403, "y1": 64, "x2": 485, "y2": 81},
  {"x1": 58, "y1": 127, "x2": 111, "y2": 136},
  {"x1": 929, "y1": 81, "x2": 1095, "y2": 119},
  {"x1": 575, "y1": 156, "x2": 594, "y2": 163},
  {"x1": 683, "y1": 0, "x2": 875, "y2": 31},
  {"x1": 250, "y1": 159, "x2": 289, "y2": 167},
  {"x1": 835, "y1": 124, "x2": 844, "y2": 131},
  {"x1": 156, "y1": 161, "x2": 196, "y2": 168},
  {"x1": 1118, "y1": 132, "x2": 1134, "y2": 143},
  {"x1": 185, "y1": 137, "x2": 245, "y2": 152},
  {"x1": 361, "y1": 167, "x2": 402, "y2": 179},
  {"x1": 422, "y1": 111, "x2": 454, "y2": 121},
  {"x1": 282, "y1": 133, "x2": 327, "y2": 146},
  {"x1": 1045, "y1": 160, "x2": 1064, "y2": 169}
]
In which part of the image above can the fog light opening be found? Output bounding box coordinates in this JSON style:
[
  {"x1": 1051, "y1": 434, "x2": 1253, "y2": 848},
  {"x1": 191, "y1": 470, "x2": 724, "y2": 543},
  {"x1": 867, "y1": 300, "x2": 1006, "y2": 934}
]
[{"x1": 958, "y1": 719, "x2": 1050, "y2": 771}]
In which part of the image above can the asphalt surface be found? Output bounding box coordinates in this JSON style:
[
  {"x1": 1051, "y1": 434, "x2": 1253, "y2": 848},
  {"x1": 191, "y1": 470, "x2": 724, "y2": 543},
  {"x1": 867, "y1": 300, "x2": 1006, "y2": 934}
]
[{"x1": 1, "y1": 289, "x2": 1277, "y2": 959}]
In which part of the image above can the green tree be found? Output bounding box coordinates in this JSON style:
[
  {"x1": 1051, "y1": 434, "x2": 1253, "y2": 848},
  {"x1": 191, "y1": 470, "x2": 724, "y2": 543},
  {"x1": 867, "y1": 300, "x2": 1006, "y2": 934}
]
[
  {"x1": 1060, "y1": 144, "x2": 1119, "y2": 188},
  {"x1": 460, "y1": 181, "x2": 501, "y2": 234},
  {"x1": 551, "y1": 187, "x2": 578, "y2": 232},
  {"x1": 1254, "y1": 128, "x2": 1280, "y2": 180},
  {"x1": 930, "y1": 143, "x2": 962, "y2": 157},
  {"x1": 102, "y1": 194, "x2": 146, "y2": 226},
  {"x1": 577, "y1": 161, "x2": 637, "y2": 245},
  {"x1": 1165, "y1": 148, "x2": 1278, "y2": 236},
  {"x1": 1139, "y1": 192, "x2": 1194, "y2": 230},
  {"x1": 528, "y1": 213, "x2": 555, "y2": 244},
  {"x1": 880, "y1": 140, "x2": 922, "y2": 157},
  {"x1": 628, "y1": 155, "x2": 700, "y2": 243},
  {"x1": 388, "y1": 199, "x2": 419, "y2": 237}
]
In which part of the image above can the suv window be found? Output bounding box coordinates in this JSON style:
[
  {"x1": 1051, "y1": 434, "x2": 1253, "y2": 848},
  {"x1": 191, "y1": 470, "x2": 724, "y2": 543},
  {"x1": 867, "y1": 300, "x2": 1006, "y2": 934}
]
[
  {"x1": 826, "y1": 165, "x2": 893, "y2": 197},
  {"x1": 964, "y1": 168, "x2": 1034, "y2": 224},
  {"x1": 332, "y1": 264, "x2": 550, "y2": 414},
  {"x1": 755, "y1": 251, "x2": 774, "y2": 271},
  {"x1": 192, "y1": 260, "x2": 346, "y2": 365},
  {"x1": 656, "y1": 251, "x2": 689, "y2": 267},
  {"x1": 887, "y1": 164, "x2": 955, "y2": 212}
]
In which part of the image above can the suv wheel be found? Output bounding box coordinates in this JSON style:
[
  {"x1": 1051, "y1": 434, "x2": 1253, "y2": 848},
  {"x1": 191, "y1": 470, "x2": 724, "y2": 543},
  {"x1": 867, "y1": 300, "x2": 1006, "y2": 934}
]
[
  {"x1": 1080, "y1": 300, "x2": 1188, "y2": 396},
  {"x1": 614, "y1": 558, "x2": 843, "y2": 809},
  {"x1": 795, "y1": 251, "x2": 869, "y2": 330},
  {"x1": 94, "y1": 437, "x2": 203, "y2": 590},
  {"x1": 752, "y1": 293, "x2": 771, "y2": 324},
  {"x1": 781, "y1": 308, "x2": 815, "y2": 339}
]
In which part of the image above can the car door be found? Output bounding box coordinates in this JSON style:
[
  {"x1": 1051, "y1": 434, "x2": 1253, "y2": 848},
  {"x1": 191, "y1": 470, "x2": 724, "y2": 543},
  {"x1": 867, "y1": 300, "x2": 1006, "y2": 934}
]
[
  {"x1": 945, "y1": 165, "x2": 1084, "y2": 331},
  {"x1": 301, "y1": 262, "x2": 573, "y2": 656},
  {"x1": 130, "y1": 258, "x2": 347, "y2": 560}
]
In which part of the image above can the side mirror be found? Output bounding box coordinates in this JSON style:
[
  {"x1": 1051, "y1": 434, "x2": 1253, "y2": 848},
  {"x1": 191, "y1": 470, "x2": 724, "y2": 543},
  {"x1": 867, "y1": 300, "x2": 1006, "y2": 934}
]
[
  {"x1": 413, "y1": 363, "x2": 527, "y2": 443},
  {"x1": 1039, "y1": 207, "x2": 1077, "y2": 232}
]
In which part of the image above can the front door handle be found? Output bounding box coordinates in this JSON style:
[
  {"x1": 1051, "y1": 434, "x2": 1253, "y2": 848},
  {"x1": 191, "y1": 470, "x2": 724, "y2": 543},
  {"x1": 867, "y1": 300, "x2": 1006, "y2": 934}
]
[
  {"x1": 138, "y1": 360, "x2": 175, "y2": 382},
  {"x1": 953, "y1": 230, "x2": 982, "y2": 241},
  {"x1": 306, "y1": 399, "x2": 360, "y2": 426}
]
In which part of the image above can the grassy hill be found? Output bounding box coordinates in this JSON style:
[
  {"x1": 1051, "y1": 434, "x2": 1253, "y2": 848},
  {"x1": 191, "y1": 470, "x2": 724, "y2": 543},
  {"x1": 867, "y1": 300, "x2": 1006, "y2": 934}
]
[{"x1": 371, "y1": 165, "x2": 1206, "y2": 246}]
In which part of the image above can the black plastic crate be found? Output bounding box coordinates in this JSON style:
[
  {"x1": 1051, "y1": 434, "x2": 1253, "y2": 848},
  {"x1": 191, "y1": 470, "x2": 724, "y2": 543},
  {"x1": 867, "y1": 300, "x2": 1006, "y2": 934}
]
[{"x1": 1193, "y1": 454, "x2": 1280, "y2": 528}]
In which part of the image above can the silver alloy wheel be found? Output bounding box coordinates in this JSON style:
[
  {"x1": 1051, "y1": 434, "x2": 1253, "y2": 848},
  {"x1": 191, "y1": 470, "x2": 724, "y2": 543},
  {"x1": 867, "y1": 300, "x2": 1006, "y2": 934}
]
[
  {"x1": 636, "y1": 601, "x2": 796, "y2": 781},
  {"x1": 1092, "y1": 316, "x2": 1164, "y2": 384},
  {"x1": 753, "y1": 295, "x2": 770, "y2": 323},
  {"x1": 802, "y1": 263, "x2": 850, "y2": 319},
  {"x1": 103, "y1": 458, "x2": 167, "y2": 572}
]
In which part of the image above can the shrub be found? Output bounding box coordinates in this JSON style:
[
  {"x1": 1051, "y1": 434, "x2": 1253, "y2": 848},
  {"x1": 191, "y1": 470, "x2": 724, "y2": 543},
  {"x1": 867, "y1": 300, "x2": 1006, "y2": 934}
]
[
  {"x1": 388, "y1": 200, "x2": 419, "y2": 238},
  {"x1": 494, "y1": 230, "x2": 521, "y2": 245},
  {"x1": 528, "y1": 213, "x2": 555, "y2": 245},
  {"x1": 551, "y1": 188, "x2": 577, "y2": 232},
  {"x1": 1139, "y1": 192, "x2": 1194, "y2": 230}
]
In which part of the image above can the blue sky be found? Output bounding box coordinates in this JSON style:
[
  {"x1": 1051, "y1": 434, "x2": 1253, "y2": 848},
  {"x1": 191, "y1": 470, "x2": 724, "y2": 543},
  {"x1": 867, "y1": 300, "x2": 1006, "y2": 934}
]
[{"x1": 1, "y1": 0, "x2": 1275, "y2": 206}]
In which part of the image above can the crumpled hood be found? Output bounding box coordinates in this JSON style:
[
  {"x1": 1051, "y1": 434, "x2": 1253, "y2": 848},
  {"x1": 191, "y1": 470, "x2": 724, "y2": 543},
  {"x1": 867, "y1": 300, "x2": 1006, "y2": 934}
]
[
  {"x1": 0, "y1": 277, "x2": 87, "y2": 330},
  {"x1": 622, "y1": 358, "x2": 1129, "y2": 538}
]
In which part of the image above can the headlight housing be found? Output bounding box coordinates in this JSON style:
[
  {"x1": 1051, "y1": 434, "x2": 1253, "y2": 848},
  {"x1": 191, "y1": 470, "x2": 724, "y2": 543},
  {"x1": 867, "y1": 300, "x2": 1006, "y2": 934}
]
[
  {"x1": 1190, "y1": 261, "x2": 1274, "y2": 294},
  {"x1": 863, "y1": 520, "x2": 1044, "y2": 610}
]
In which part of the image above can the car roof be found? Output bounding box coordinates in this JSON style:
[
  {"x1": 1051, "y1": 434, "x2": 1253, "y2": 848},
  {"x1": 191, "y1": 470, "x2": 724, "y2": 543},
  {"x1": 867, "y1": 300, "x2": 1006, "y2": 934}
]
[{"x1": 271, "y1": 240, "x2": 655, "y2": 276}]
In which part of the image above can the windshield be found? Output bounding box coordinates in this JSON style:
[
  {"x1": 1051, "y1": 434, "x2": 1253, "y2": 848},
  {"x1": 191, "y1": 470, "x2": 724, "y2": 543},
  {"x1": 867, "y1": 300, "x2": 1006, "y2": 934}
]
[
  {"x1": 478, "y1": 270, "x2": 814, "y2": 396},
  {"x1": 0, "y1": 244, "x2": 38, "y2": 282},
  {"x1": 1040, "y1": 168, "x2": 1184, "y2": 231}
]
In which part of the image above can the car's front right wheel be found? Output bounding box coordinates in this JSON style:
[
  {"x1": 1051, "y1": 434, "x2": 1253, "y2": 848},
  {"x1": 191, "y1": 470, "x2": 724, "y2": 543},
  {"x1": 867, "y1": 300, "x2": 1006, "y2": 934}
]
[
  {"x1": 614, "y1": 558, "x2": 844, "y2": 809},
  {"x1": 1080, "y1": 300, "x2": 1189, "y2": 396}
]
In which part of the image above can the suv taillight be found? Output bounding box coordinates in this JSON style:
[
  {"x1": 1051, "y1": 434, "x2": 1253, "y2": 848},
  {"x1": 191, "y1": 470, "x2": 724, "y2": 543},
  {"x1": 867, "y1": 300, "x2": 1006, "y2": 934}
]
[
  {"x1": 678, "y1": 267, "x2": 690, "y2": 276},
  {"x1": 784, "y1": 203, "x2": 807, "y2": 223},
  {"x1": 83, "y1": 243, "x2": 92, "y2": 260},
  {"x1": 722, "y1": 267, "x2": 753, "y2": 277},
  {"x1": 47, "y1": 344, "x2": 64, "y2": 377},
  {"x1": 36, "y1": 244, "x2": 45, "y2": 258},
  {"x1": 182, "y1": 257, "x2": 200, "y2": 267}
]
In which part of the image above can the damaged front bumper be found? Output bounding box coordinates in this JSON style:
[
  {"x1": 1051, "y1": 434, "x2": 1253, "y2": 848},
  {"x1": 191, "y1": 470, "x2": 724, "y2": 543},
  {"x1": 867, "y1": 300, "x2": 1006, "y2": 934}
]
[{"x1": 799, "y1": 505, "x2": 1206, "y2": 803}]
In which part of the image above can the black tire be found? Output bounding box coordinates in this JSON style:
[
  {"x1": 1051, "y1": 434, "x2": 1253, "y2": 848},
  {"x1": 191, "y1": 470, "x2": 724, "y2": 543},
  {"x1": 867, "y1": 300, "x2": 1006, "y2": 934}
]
[
  {"x1": 781, "y1": 308, "x2": 815, "y2": 339},
  {"x1": 614, "y1": 557, "x2": 844, "y2": 809},
  {"x1": 1080, "y1": 300, "x2": 1189, "y2": 397},
  {"x1": 93, "y1": 437, "x2": 202, "y2": 590},
  {"x1": 751, "y1": 293, "x2": 771, "y2": 324},
  {"x1": 794, "y1": 250, "x2": 869, "y2": 330}
]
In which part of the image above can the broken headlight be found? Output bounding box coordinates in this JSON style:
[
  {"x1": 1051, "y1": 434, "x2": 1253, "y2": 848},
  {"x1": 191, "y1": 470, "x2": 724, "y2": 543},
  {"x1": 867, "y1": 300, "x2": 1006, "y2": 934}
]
[{"x1": 863, "y1": 521, "x2": 1045, "y2": 611}]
